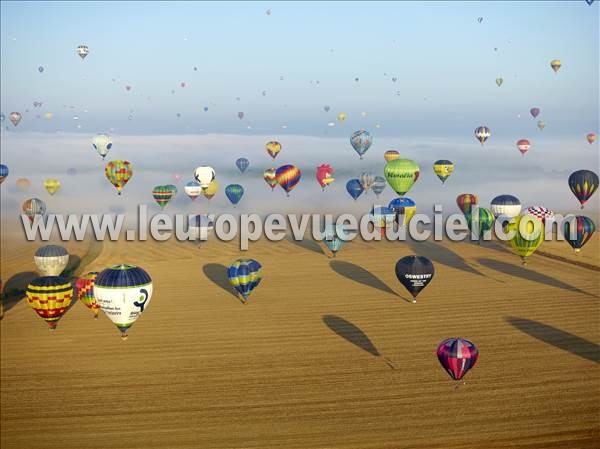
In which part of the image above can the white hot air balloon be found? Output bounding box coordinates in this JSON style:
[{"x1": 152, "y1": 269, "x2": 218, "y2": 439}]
[
  {"x1": 92, "y1": 134, "x2": 112, "y2": 159},
  {"x1": 34, "y1": 245, "x2": 70, "y2": 276},
  {"x1": 194, "y1": 166, "x2": 215, "y2": 189},
  {"x1": 189, "y1": 214, "x2": 215, "y2": 242},
  {"x1": 76, "y1": 45, "x2": 89, "y2": 60},
  {"x1": 490, "y1": 195, "x2": 522, "y2": 218}
]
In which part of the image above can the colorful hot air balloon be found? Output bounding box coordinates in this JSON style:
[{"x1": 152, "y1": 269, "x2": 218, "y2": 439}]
[
  {"x1": 94, "y1": 264, "x2": 153, "y2": 339},
  {"x1": 43, "y1": 178, "x2": 60, "y2": 195},
  {"x1": 550, "y1": 59, "x2": 562, "y2": 73},
  {"x1": 203, "y1": 180, "x2": 219, "y2": 200},
  {"x1": 225, "y1": 184, "x2": 244, "y2": 206},
  {"x1": 236, "y1": 158, "x2": 250, "y2": 174},
  {"x1": 456, "y1": 194, "x2": 478, "y2": 216},
  {"x1": 516, "y1": 139, "x2": 530, "y2": 156},
  {"x1": 92, "y1": 134, "x2": 112, "y2": 159},
  {"x1": 568, "y1": 170, "x2": 598, "y2": 209},
  {"x1": 346, "y1": 179, "x2": 364, "y2": 200},
  {"x1": 0, "y1": 164, "x2": 8, "y2": 184},
  {"x1": 437, "y1": 338, "x2": 479, "y2": 381},
  {"x1": 316, "y1": 164, "x2": 335, "y2": 190},
  {"x1": 152, "y1": 185, "x2": 177, "y2": 209},
  {"x1": 388, "y1": 197, "x2": 416, "y2": 227},
  {"x1": 370, "y1": 206, "x2": 396, "y2": 236},
  {"x1": 537, "y1": 120, "x2": 546, "y2": 130},
  {"x1": 194, "y1": 166, "x2": 215, "y2": 189},
  {"x1": 384, "y1": 159, "x2": 420, "y2": 196},
  {"x1": 350, "y1": 130, "x2": 372, "y2": 159},
  {"x1": 34, "y1": 245, "x2": 69, "y2": 276},
  {"x1": 505, "y1": 215, "x2": 544, "y2": 265},
  {"x1": 495, "y1": 78, "x2": 503, "y2": 87},
  {"x1": 22, "y1": 198, "x2": 46, "y2": 223},
  {"x1": 465, "y1": 207, "x2": 495, "y2": 241},
  {"x1": 75, "y1": 272, "x2": 100, "y2": 318},
  {"x1": 275, "y1": 165, "x2": 301, "y2": 196},
  {"x1": 76, "y1": 45, "x2": 89, "y2": 60},
  {"x1": 263, "y1": 168, "x2": 278, "y2": 191},
  {"x1": 189, "y1": 214, "x2": 214, "y2": 243},
  {"x1": 184, "y1": 180, "x2": 202, "y2": 201},
  {"x1": 490, "y1": 194, "x2": 521, "y2": 218},
  {"x1": 530, "y1": 108, "x2": 540, "y2": 118},
  {"x1": 16, "y1": 178, "x2": 31, "y2": 192},
  {"x1": 322, "y1": 224, "x2": 347, "y2": 257},
  {"x1": 337, "y1": 112, "x2": 347, "y2": 122},
  {"x1": 359, "y1": 172, "x2": 374, "y2": 192},
  {"x1": 266, "y1": 141, "x2": 281, "y2": 159},
  {"x1": 384, "y1": 150, "x2": 400, "y2": 162},
  {"x1": 433, "y1": 160, "x2": 454, "y2": 185},
  {"x1": 586, "y1": 133, "x2": 596, "y2": 144},
  {"x1": 395, "y1": 256, "x2": 434, "y2": 303},
  {"x1": 227, "y1": 259, "x2": 262, "y2": 303},
  {"x1": 26, "y1": 276, "x2": 73, "y2": 330},
  {"x1": 372, "y1": 176, "x2": 386, "y2": 198},
  {"x1": 474, "y1": 126, "x2": 491, "y2": 145},
  {"x1": 564, "y1": 216, "x2": 595, "y2": 253},
  {"x1": 9, "y1": 112, "x2": 22, "y2": 126},
  {"x1": 105, "y1": 160, "x2": 133, "y2": 195},
  {"x1": 522, "y1": 206, "x2": 554, "y2": 224}
]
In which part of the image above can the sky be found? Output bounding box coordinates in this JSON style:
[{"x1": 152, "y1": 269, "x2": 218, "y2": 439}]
[{"x1": 0, "y1": 1, "x2": 598, "y2": 227}]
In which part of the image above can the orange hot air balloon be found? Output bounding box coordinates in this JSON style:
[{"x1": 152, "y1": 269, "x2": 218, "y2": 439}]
[
  {"x1": 586, "y1": 133, "x2": 596, "y2": 145},
  {"x1": 266, "y1": 141, "x2": 281, "y2": 159},
  {"x1": 384, "y1": 150, "x2": 400, "y2": 162},
  {"x1": 516, "y1": 139, "x2": 531, "y2": 156}
]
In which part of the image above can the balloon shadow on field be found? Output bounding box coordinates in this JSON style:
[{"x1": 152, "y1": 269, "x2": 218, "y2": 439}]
[
  {"x1": 1, "y1": 271, "x2": 38, "y2": 316},
  {"x1": 329, "y1": 261, "x2": 398, "y2": 297},
  {"x1": 202, "y1": 263, "x2": 238, "y2": 299},
  {"x1": 506, "y1": 317, "x2": 599, "y2": 364},
  {"x1": 477, "y1": 258, "x2": 595, "y2": 297},
  {"x1": 287, "y1": 236, "x2": 325, "y2": 256},
  {"x1": 406, "y1": 238, "x2": 485, "y2": 277},
  {"x1": 61, "y1": 255, "x2": 82, "y2": 281}
]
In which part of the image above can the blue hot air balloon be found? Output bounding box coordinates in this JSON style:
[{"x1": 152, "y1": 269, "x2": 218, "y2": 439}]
[
  {"x1": 235, "y1": 157, "x2": 250, "y2": 174},
  {"x1": 227, "y1": 259, "x2": 262, "y2": 303},
  {"x1": 322, "y1": 224, "x2": 347, "y2": 257},
  {"x1": 350, "y1": 130, "x2": 372, "y2": 159},
  {"x1": 346, "y1": 179, "x2": 364, "y2": 201},
  {"x1": 0, "y1": 164, "x2": 9, "y2": 184},
  {"x1": 372, "y1": 176, "x2": 386, "y2": 197},
  {"x1": 225, "y1": 184, "x2": 244, "y2": 207}
]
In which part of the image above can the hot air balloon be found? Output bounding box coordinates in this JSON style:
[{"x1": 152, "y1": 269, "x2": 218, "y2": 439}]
[
  {"x1": 275, "y1": 165, "x2": 301, "y2": 196},
  {"x1": 370, "y1": 206, "x2": 396, "y2": 236},
  {"x1": 189, "y1": 214, "x2": 214, "y2": 243},
  {"x1": 194, "y1": 166, "x2": 215, "y2": 189},
  {"x1": 433, "y1": 160, "x2": 454, "y2": 185},
  {"x1": 38, "y1": 66, "x2": 44, "y2": 73},
  {"x1": 490, "y1": 194, "x2": 521, "y2": 218},
  {"x1": 45, "y1": 112, "x2": 53, "y2": 120},
  {"x1": 237, "y1": 111, "x2": 244, "y2": 120},
  {"x1": 465, "y1": 207, "x2": 495, "y2": 241},
  {"x1": 346, "y1": 179, "x2": 364, "y2": 201},
  {"x1": 16, "y1": 178, "x2": 31, "y2": 192},
  {"x1": 266, "y1": 141, "x2": 281, "y2": 159},
  {"x1": 384, "y1": 150, "x2": 400, "y2": 162},
  {"x1": 203, "y1": 180, "x2": 219, "y2": 200},
  {"x1": 474, "y1": 126, "x2": 491, "y2": 145},
  {"x1": 0, "y1": 164, "x2": 8, "y2": 184},
  {"x1": 437, "y1": 338, "x2": 479, "y2": 381},
  {"x1": 569, "y1": 170, "x2": 598, "y2": 209},
  {"x1": 26, "y1": 276, "x2": 73, "y2": 330},
  {"x1": 564, "y1": 216, "x2": 595, "y2": 253},
  {"x1": 105, "y1": 160, "x2": 133, "y2": 195},
  {"x1": 236, "y1": 158, "x2": 250, "y2": 174},
  {"x1": 22, "y1": 198, "x2": 46, "y2": 223},
  {"x1": 75, "y1": 272, "x2": 100, "y2": 318},
  {"x1": 316, "y1": 164, "x2": 335, "y2": 190},
  {"x1": 537, "y1": 120, "x2": 546, "y2": 130},
  {"x1": 225, "y1": 184, "x2": 244, "y2": 206},
  {"x1": 180, "y1": 82, "x2": 186, "y2": 88},
  {"x1": 34, "y1": 245, "x2": 69, "y2": 276},
  {"x1": 372, "y1": 176, "x2": 386, "y2": 198},
  {"x1": 395, "y1": 256, "x2": 434, "y2": 303},
  {"x1": 126, "y1": 85, "x2": 132, "y2": 91},
  {"x1": 184, "y1": 180, "x2": 202, "y2": 201},
  {"x1": 522, "y1": 206, "x2": 554, "y2": 225},
  {"x1": 227, "y1": 259, "x2": 262, "y2": 303},
  {"x1": 76, "y1": 45, "x2": 89, "y2": 60},
  {"x1": 9, "y1": 112, "x2": 21, "y2": 126},
  {"x1": 384, "y1": 159, "x2": 420, "y2": 196},
  {"x1": 263, "y1": 168, "x2": 278, "y2": 191},
  {"x1": 94, "y1": 264, "x2": 153, "y2": 339},
  {"x1": 530, "y1": 108, "x2": 540, "y2": 118},
  {"x1": 550, "y1": 59, "x2": 561, "y2": 73},
  {"x1": 324, "y1": 105, "x2": 330, "y2": 112},
  {"x1": 586, "y1": 133, "x2": 596, "y2": 145},
  {"x1": 359, "y1": 172, "x2": 374, "y2": 193},
  {"x1": 171, "y1": 172, "x2": 182, "y2": 184},
  {"x1": 337, "y1": 112, "x2": 347, "y2": 122},
  {"x1": 505, "y1": 215, "x2": 544, "y2": 265},
  {"x1": 350, "y1": 130, "x2": 372, "y2": 159},
  {"x1": 516, "y1": 139, "x2": 530, "y2": 156},
  {"x1": 43, "y1": 178, "x2": 60, "y2": 195},
  {"x1": 388, "y1": 197, "x2": 416, "y2": 227},
  {"x1": 152, "y1": 185, "x2": 177, "y2": 209},
  {"x1": 92, "y1": 134, "x2": 113, "y2": 159},
  {"x1": 495, "y1": 78, "x2": 503, "y2": 87},
  {"x1": 322, "y1": 224, "x2": 346, "y2": 257},
  {"x1": 456, "y1": 194, "x2": 478, "y2": 216}
]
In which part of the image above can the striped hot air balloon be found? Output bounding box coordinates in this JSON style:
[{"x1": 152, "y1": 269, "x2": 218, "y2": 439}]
[
  {"x1": 564, "y1": 216, "x2": 595, "y2": 253},
  {"x1": 383, "y1": 150, "x2": 400, "y2": 162},
  {"x1": 350, "y1": 130, "x2": 372, "y2": 159},
  {"x1": 388, "y1": 197, "x2": 416, "y2": 227},
  {"x1": 504, "y1": 215, "x2": 544, "y2": 265},
  {"x1": 263, "y1": 168, "x2": 278, "y2": 191},
  {"x1": 490, "y1": 195, "x2": 521, "y2": 218},
  {"x1": 275, "y1": 165, "x2": 301, "y2": 196},
  {"x1": 227, "y1": 259, "x2": 262, "y2": 303},
  {"x1": 34, "y1": 245, "x2": 69, "y2": 276},
  {"x1": 437, "y1": 338, "x2": 479, "y2": 381},
  {"x1": 75, "y1": 272, "x2": 100, "y2": 318},
  {"x1": 184, "y1": 180, "x2": 202, "y2": 201},
  {"x1": 433, "y1": 160, "x2": 454, "y2": 184},
  {"x1": 105, "y1": 160, "x2": 133, "y2": 195},
  {"x1": 26, "y1": 276, "x2": 73, "y2": 330},
  {"x1": 516, "y1": 139, "x2": 530, "y2": 156},
  {"x1": 372, "y1": 176, "x2": 386, "y2": 198},
  {"x1": 22, "y1": 198, "x2": 46, "y2": 223},
  {"x1": 568, "y1": 170, "x2": 598, "y2": 209},
  {"x1": 465, "y1": 207, "x2": 495, "y2": 241},
  {"x1": 152, "y1": 185, "x2": 177, "y2": 209},
  {"x1": 456, "y1": 194, "x2": 478, "y2": 216},
  {"x1": 225, "y1": 184, "x2": 244, "y2": 206},
  {"x1": 474, "y1": 126, "x2": 491, "y2": 145}
]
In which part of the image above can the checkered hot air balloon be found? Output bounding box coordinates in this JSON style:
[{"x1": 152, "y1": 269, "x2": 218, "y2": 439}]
[
  {"x1": 523, "y1": 206, "x2": 554, "y2": 225},
  {"x1": 437, "y1": 338, "x2": 479, "y2": 381},
  {"x1": 75, "y1": 272, "x2": 100, "y2": 318},
  {"x1": 26, "y1": 276, "x2": 73, "y2": 330},
  {"x1": 227, "y1": 259, "x2": 262, "y2": 303}
]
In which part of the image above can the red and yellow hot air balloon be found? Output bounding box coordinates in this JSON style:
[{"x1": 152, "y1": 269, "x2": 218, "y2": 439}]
[
  {"x1": 266, "y1": 141, "x2": 281, "y2": 159},
  {"x1": 26, "y1": 276, "x2": 73, "y2": 330},
  {"x1": 76, "y1": 272, "x2": 100, "y2": 318},
  {"x1": 384, "y1": 150, "x2": 400, "y2": 163},
  {"x1": 516, "y1": 139, "x2": 530, "y2": 156},
  {"x1": 104, "y1": 160, "x2": 133, "y2": 195},
  {"x1": 275, "y1": 164, "x2": 301, "y2": 196}
]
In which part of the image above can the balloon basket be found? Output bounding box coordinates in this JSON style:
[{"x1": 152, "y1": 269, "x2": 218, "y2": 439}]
[
  {"x1": 575, "y1": 249, "x2": 581, "y2": 253},
  {"x1": 120, "y1": 332, "x2": 128, "y2": 340}
]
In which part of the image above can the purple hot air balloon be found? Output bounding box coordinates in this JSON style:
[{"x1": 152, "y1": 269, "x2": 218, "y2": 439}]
[
  {"x1": 437, "y1": 338, "x2": 479, "y2": 381},
  {"x1": 530, "y1": 107, "x2": 540, "y2": 118}
]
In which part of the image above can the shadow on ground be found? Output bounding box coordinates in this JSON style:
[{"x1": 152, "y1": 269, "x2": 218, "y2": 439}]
[
  {"x1": 407, "y1": 238, "x2": 485, "y2": 277},
  {"x1": 1, "y1": 272, "x2": 38, "y2": 316},
  {"x1": 287, "y1": 236, "x2": 325, "y2": 256},
  {"x1": 329, "y1": 260, "x2": 398, "y2": 297},
  {"x1": 202, "y1": 263, "x2": 238, "y2": 299}
]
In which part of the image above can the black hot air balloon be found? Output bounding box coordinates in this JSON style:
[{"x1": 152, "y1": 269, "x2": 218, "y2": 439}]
[{"x1": 394, "y1": 256, "x2": 434, "y2": 303}]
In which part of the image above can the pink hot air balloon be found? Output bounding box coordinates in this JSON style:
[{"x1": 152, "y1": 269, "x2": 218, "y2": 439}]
[
  {"x1": 516, "y1": 139, "x2": 531, "y2": 156},
  {"x1": 530, "y1": 108, "x2": 540, "y2": 118},
  {"x1": 437, "y1": 338, "x2": 479, "y2": 381},
  {"x1": 172, "y1": 172, "x2": 183, "y2": 183}
]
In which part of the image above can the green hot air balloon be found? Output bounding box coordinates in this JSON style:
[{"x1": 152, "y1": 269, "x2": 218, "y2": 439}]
[
  {"x1": 466, "y1": 207, "x2": 495, "y2": 242},
  {"x1": 384, "y1": 159, "x2": 420, "y2": 196}
]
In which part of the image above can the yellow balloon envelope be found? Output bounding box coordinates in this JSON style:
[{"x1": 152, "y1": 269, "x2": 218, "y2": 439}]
[
  {"x1": 203, "y1": 180, "x2": 219, "y2": 200},
  {"x1": 550, "y1": 59, "x2": 561, "y2": 73},
  {"x1": 44, "y1": 178, "x2": 61, "y2": 195},
  {"x1": 504, "y1": 215, "x2": 544, "y2": 265},
  {"x1": 337, "y1": 112, "x2": 347, "y2": 122}
]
